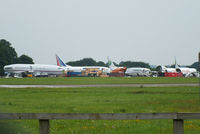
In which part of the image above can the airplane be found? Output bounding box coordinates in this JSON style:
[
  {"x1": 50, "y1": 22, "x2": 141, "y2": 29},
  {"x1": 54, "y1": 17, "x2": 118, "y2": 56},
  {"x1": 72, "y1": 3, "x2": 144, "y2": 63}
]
[
  {"x1": 175, "y1": 60, "x2": 198, "y2": 77},
  {"x1": 125, "y1": 67, "x2": 151, "y2": 77},
  {"x1": 156, "y1": 65, "x2": 177, "y2": 73},
  {"x1": 155, "y1": 65, "x2": 178, "y2": 77},
  {"x1": 107, "y1": 58, "x2": 151, "y2": 77},
  {"x1": 4, "y1": 64, "x2": 66, "y2": 78},
  {"x1": 107, "y1": 58, "x2": 127, "y2": 73},
  {"x1": 156, "y1": 58, "x2": 198, "y2": 77},
  {"x1": 56, "y1": 55, "x2": 111, "y2": 76}
]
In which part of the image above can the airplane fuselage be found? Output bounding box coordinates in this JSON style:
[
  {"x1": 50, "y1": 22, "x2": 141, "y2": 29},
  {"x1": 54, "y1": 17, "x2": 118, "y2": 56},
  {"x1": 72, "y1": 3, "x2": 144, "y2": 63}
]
[
  {"x1": 125, "y1": 67, "x2": 151, "y2": 77},
  {"x1": 4, "y1": 64, "x2": 66, "y2": 77}
]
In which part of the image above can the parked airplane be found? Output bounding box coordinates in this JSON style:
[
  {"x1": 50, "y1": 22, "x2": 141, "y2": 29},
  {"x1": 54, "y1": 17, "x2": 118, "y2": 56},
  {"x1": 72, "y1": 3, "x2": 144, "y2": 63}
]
[
  {"x1": 175, "y1": 61, "x2": 197, "y2": 77},
  {"x1": 56, "y1": 55, "x2": 111, "y2": 76},
  {"x1": 156, "y1": 65, "x2": 177, "y2": 73},
  {"x1": 125, "y1": 67, "x2": 151, "y2": 77},
  {"x1": 156, "y1": 59, "x2": 198, "y2": 77},
  {"x1": 107, "y1": 58, "x2": 127, "y2": 73},
  {"x1": 4, "y1": 64, "x2": 66, "y2": 78},
  {"x1": 107, "y1": 58, "x2": 151, "y2": 77}
]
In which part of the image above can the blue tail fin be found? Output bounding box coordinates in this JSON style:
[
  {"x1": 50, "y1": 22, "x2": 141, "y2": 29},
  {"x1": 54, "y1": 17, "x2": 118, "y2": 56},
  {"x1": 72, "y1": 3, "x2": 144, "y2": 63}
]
[{"x1": 56, "y1": 54, "x2": 67, "y2": 67}]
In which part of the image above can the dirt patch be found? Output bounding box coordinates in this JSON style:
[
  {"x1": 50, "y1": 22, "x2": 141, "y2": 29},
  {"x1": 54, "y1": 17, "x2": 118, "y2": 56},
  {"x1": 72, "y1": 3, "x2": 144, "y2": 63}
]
[{"x1": 130, "y1": 90, "x2": 198, "y2": 95}]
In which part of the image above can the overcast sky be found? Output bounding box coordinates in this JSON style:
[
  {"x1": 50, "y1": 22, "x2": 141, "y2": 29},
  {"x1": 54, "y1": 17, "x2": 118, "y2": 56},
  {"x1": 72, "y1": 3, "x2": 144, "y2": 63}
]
[{"x1": 0, "y1": 0, "x2": 200, "y2": 66}]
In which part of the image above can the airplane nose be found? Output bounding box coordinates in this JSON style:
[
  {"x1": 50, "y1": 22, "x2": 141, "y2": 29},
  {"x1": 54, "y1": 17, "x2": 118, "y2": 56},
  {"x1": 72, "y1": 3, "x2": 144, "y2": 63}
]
[
  {"x1": 3, "y1": 65, "x2": 8, "y2": 70},
  {"x1": 4, "y1": 65, "x2": 13, "y2": 70}
]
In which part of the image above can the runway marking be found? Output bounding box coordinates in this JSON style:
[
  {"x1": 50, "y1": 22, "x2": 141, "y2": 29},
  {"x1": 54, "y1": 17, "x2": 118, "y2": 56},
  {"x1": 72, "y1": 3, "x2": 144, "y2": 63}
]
[{"x1": 0, "y1": 83, "x2": 198, "y2": 88}]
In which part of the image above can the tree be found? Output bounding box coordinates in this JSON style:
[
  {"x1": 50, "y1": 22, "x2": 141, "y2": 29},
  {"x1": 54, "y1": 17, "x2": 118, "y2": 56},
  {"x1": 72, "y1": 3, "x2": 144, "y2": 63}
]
[
  {"x1": 190, "y1": 61, "x2": 200, "y2": 71},
  {"x1": 0, "y1": 39, "x2": 34, "y2": 76},
  {"x1": 67, "y1": 58, "x2": 106, "y2": 66},
  {"x1": 96, "y1": 61, "x2": 106, "y2": 66},
  {"x1": 78, "y1": 58, "x2": 96, "y2": 66},
  {"x1": 17, "y1": 54, "x2": 34, "y2": 64},
  {"x1": 119, "y1": 61, "x2": 150, "y2": 68},
  {"x1": 0, "y1": 39, "x2": 18, "y2": 75}
]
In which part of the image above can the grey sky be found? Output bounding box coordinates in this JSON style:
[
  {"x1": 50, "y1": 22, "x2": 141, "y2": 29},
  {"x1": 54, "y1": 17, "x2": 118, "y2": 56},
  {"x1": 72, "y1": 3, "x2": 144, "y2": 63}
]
[{"x1": 0, "y1": 0, "x2": 200, "y2": 66}]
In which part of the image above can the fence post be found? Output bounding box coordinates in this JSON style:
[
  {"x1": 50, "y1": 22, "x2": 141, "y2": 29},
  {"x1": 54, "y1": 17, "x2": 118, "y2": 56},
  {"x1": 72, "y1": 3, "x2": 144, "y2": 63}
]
[
  {"x1": 173, "y1": 119, "x2": 184, "y2": 134},
  {"x1": 39, "y1": 119, "x2": 50, "y2": 134}
]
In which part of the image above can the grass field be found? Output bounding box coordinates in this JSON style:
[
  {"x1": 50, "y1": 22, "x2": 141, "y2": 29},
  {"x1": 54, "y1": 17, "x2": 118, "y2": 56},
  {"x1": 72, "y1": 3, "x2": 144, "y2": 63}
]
[
  {"x1": 0, "y1": 77, "x2": 199, "y2": 85},
  {"x1": 0, "y1": 86, "x2": 200, "y2": 134}
]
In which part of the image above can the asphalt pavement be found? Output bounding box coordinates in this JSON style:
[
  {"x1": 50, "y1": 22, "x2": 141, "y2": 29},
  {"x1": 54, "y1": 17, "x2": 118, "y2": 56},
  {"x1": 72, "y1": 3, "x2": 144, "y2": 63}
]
[{"x1": 0, "y1": 83, "x2": 198, "y2": 88}]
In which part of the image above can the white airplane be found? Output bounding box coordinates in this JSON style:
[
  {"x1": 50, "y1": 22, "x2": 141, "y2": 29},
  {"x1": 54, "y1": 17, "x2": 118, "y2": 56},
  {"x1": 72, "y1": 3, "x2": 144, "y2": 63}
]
[
  {"x1": 156, "y1": 65, "x2": 178, "y2": 77},
  {"x1": 107, "y1": 58, "x2": 150, "y2": 77},
  {"x1": 156, "y1": 59, "x2": 198, "y2": 77},
  {"x1": 125, "y1": 67, "x2": 151, "y2": 77},
  {"x1": 156, "y1": 65, "x2": 177, "y2": 73},
  {"x1": 175, "y1": 61, "x2": 197, "y2": 77},
  {"x1": 4, "y1": 64, "x2": 66, "y2": 78},
  {"x1": 56, "y1": 55, "x2": 111, "y2": 76},
  {"x1": 107, "y1": 58, "x2": 127, "y2": 73}
]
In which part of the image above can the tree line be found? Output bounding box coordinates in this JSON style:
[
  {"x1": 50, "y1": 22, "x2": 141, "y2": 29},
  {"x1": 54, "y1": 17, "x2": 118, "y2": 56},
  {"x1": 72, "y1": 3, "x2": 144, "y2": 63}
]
[
  {"x1": 66, "y1": 58, "x2": 150, "y2": 68},
  {"x1": 0, "y1": 39, "x2": 199, "y2": 76},
  {"x1": 190, "y1": 62, "x2": 199, "y2": 71},
  {"x1": 0, "y1": 39, "x2": 34, "y2": 75}
]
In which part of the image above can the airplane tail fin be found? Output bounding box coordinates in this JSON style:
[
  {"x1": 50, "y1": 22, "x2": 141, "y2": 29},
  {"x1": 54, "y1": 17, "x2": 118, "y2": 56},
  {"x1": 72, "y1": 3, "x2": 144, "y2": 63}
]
[
  {"x1": 56, "y1": 54, "x2": 69, "y2": 67},
  {"x1": 175, "y1": 57, "x2": 179, "y2": 68},
  {"x1": 107, "y1": 57, "x2": 116, "y2": 68}
]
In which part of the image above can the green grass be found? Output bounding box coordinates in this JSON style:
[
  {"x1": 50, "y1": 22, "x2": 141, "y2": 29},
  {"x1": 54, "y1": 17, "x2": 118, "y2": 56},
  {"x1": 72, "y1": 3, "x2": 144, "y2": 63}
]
[
  {"x1": 0, "y1": 86, "x2": 200, "y2": 134},
  {"x1": 0, "y1": 87, "x2": 199, "y2": 113},
  {"x1": 0, "y1": 77, "x2": 199, "y2": 85}
]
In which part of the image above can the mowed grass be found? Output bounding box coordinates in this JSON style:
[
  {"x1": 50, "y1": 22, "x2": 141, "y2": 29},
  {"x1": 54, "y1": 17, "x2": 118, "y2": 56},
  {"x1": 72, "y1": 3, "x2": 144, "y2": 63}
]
[
  {"x1": 0, "y1": 77, "x2": 199, "y2": 85},
  {"x1": 0, "y1": 86, "x2": 200, "y2": 134},
  {"x1": 0, "y1": 87, "x2": 199, "y2": 113}
]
